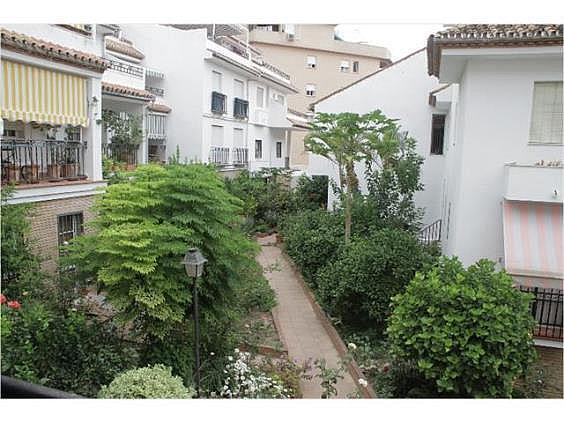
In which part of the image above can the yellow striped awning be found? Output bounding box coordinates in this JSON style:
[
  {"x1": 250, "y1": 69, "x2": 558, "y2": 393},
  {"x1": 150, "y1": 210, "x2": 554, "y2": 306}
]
[{"x1": 1, "y1": 60, "x2": 89, "y2": 127}]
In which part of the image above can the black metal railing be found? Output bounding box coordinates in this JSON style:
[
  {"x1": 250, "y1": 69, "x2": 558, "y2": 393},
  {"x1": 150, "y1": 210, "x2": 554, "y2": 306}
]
[
  {"x1": 1, "y1": 138, "x2": 86, "y2": 185},
  {"x1": 418, "y1": 219, "x2": 442, "y2": 246},
  {"x1": 233, "y1": 98, "x2": 249, "y2": 119},
  {"x1": 146, "y1": 86, "x2": 165, "y2": 97},
  {"x1": 1, "y1": 375, "x2": 83, "y2": 399},
  {"x1": 211, "y1": 91, "x2": 227, "y2": 114},
  {"x1": 519, "y1": 286, "x2": 563, "y2": 340},
  {"x1": 232, "y1": 147, "x2": 249, "y2": 165},
  {"x1": 107, "y1": 59, "x2": 144, "y2": 78},
  {"x1": 209, "y1": 146, "x2": 230, "y2": 165},
  {"x1": 102, "y1": 143, "x2": 138, "y2": 168}
]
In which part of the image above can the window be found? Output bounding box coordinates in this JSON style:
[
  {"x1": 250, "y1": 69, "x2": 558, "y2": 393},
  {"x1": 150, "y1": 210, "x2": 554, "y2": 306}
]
[
  {"x1": 276, "y1": 141, "x2": 283, "y2": 158},
  {"x1": 256, "y1": 86, "x2": 265, "y2": 108},
  {"x1": 273, "y1": 93, "x2": 285, "y2": 104},
  {"x1": 2, "y1": 121, "x2": 24, "y2": 139},
  {"x1": 233, "y1": 128, "x2": 244, "y2": 147},
  {"x1": 211, "y1": 125, "x2": 224, "y2": 146},
  {"x1": 353, "y1": 61, "x2": 359, "y2": 73},
  {"x1": 305, "y1": 83, "x2": 316, "y2": 97},
  {"x1": 234, "y1": 79, "x2": 245, "y2": 99},
  {"x1": 212, "y1": 71, "x2": 222, "y2": 92},
  {"x1": 57, "y1": 213, "x2": 84, "y2": 249},
  {"x1": 430, "y1": 114, "x2": 446, "y2": 155},
  {"x1": 255, "y1": 139, "x2": 262, "y2": 159},
  {"x1": 65, "y1": 126, "x2": 81, "y2": 141},
  {"x1": 307, "y1": 55, "x2": 317, "y2": 69},
  {"x1": 529, "y1": 81, "x2": 563, "y2": 144},
  {"x1": 211, "y1": 91, "x2": 226, "y2": 113},
  {"x1": 340, "y1": 60, "x2": 349, "y2": 72}
]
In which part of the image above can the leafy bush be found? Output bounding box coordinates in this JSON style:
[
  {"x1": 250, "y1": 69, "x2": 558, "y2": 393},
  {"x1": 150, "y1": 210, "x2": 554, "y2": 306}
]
[
  {"x1": 387, "y1": 257, "x2": 537, "y2": 398},
  {"x1": 64, "y1": 163, "x2": 259, "y2": 340},
  {"x1": 279, "y1": 209, "x2": 344, "y2": 285},
  {"x1": 0, "y1": 186, "x2": 43, "y2": 299},
  {"x1": 292, "y1": 174, "x2": 328, "y2": 211},
  {"x1": 1, "y1": 296, "x2": 138, "y2": 397},
  {"x1": 315, "y1": 228, "x2": 434, "y2": 330},
  {"x1": 98, "y1": 364, "x2": 195, "y2": 399}
]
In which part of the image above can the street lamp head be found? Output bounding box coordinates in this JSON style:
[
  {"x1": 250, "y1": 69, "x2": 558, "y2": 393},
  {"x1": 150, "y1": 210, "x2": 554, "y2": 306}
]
[{"x1": 182, "y1": 247, "x2": 207, "y2": 278}]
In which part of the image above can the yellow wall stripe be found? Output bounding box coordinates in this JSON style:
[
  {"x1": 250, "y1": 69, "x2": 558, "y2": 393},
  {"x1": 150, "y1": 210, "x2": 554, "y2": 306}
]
[{"x1": 0, "y1": 60, "x2": 88, "y2": 127}]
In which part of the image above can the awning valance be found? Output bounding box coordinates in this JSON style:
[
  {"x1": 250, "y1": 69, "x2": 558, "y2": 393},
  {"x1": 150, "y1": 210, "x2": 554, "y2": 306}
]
[
  {"x1": 502, "y1": 200, "x2": 563, "y2": 279},
  {"x1": 1, "y1": 60, "x2": 89, "y2": 127}
]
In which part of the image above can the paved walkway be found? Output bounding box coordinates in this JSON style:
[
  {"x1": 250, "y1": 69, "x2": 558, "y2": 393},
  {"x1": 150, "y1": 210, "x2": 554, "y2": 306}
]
[{"x1": 256, "y1": 234, "x2": 358, "y2": 399}]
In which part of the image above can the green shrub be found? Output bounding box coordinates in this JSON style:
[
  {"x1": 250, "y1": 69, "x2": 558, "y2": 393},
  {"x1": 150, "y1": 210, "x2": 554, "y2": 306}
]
[
  {"x1": 387, "y1": 257, "x2": 537, "y2": 398},
  {"x1": 1, "y1": 297, "x2": 138, "y2": 397},
  {"x1": 315, "y1": 228, "x2": 433, "y2": 330},
  {"x1": 279, "y1": 209, "x2": 344, "y2": 285},
  {"x1": 98, "y1": 364, "x2": 195, "y2": 399},
  {"x1": 292, "y1": 174, "x2": 328, "y2": 211}
]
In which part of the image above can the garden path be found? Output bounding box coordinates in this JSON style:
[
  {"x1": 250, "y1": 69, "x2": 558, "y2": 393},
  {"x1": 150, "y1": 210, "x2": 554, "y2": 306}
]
[{"x1": 256, "y1": 234, "x2": 358, "y2": 399}]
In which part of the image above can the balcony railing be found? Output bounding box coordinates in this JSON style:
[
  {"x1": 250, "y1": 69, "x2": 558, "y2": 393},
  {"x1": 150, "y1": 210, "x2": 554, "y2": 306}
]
[
  {"x1": 146, "y1": 86, "x2": 164, "y2": 97},
  {"x1": 211, "y1": 91, "x2": 227, "y2": 114},
  {"x1": 107, "y1": 59, "x2": 144, "y2": 78},
  {"x1": 1, "y1": 138, "x2": 86, "y2": 185},
  {"x1": 209, "y1": 146, "x2": 230, "y2": 165},
  {"x1": 102, "y1": 143, "x2": 138, "y2": 169},
  {"x1": 233, "y1": 147, "x2": 249, "y2": 166},
  {"x1": 234, "y1": 98, "x2": 249, "y2": 119},
  {"x1": 520, "y1": 286, "x2": 563, "y2": 340},
  {"x1": 418, "y1": 219, "x2": 442, "y2": 246}
]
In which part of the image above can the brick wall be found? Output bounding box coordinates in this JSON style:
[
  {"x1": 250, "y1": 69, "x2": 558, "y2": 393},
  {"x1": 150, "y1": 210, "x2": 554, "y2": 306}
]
[
  {"x1": 536, "y1": 346, "x2": 563, "y2": 398},
  {"x1": 26, "y1": 195, "x2": 97, "y2": 273}
]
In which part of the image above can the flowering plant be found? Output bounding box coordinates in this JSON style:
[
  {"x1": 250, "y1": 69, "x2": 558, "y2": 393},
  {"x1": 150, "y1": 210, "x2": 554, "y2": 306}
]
[{"x1": 216, "y1": 349, "x2": 289, "y2": 399}]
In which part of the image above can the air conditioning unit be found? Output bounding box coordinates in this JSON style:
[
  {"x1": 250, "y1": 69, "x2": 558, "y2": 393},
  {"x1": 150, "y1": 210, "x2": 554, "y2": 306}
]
[{"x1": 287, "y1": 33, "x2": 295, "y2": 41}]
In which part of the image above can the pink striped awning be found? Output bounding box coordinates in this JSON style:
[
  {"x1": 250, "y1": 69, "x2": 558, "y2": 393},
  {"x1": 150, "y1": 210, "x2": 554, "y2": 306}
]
[{"x1": 502, "y1": 200, "x2": 563, "y2": 279}]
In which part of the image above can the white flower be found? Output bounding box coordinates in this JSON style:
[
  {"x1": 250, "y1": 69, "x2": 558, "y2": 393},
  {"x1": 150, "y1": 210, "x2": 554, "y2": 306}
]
[
  {"x1": 228, "y1": 356, "x2": 233, "y2": 361},
  {"x1": 348, "y1": 342, "x2": 357, "y2": 350},
  {"x1": 358, "y1": 378, "x2": 368, "y2": 387},
  {"x1": 210, "y1": 352, "x2": 215, "y2": 356},
  {"x1": 234, "y1": 348, "x2": 240, "y2": 354}
]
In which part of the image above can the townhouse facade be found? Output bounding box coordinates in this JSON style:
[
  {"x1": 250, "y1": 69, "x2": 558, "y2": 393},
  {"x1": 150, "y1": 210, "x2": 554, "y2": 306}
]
[
  {"x1": 120, "y1": 24, "x2": 298, "y2": 173},
  {"x1": 308, "y1": 25, "x2": 563, "y2": 387},
  {"x1": 248, "y1": 24, "x2": 391, "y2": 170}
]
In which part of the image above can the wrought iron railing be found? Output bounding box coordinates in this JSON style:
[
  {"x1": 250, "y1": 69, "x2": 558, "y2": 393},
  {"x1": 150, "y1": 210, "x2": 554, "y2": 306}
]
[
  {"x1": 211, "y1": 91, "x2": 227, "y2": 114},
  {"x1": 209, "y1": 146, "x2": 230, "y2": 165},
  {"x1": 232, "y1": 147, "x2": 249, "y2": 165},
  {"x1": 146, "y1": 86, "x2": 164, "y2": 97},
  {"x1": 418, "y1": 219, "x2": 442, "y2": 246},
  {"x1": 102, "y1": 143, "x2": 138, "y2": 168},
  {"x1": 107, "y1": 59, "x2": 144, "y2": 78},
  {"x1": 233, "y1": 98, "x2": 249, "y2": 119},
  {"x1": 519, "y1": 286, "x2": 563, "y2": 340},
  {"x1": 1, "y1": 138, "x2": 86, "y2": 185}
]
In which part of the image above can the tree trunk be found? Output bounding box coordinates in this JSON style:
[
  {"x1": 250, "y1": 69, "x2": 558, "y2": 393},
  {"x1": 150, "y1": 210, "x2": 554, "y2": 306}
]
[{"x1": 344, "y1": 163, "x2": 353, "y2": 244}]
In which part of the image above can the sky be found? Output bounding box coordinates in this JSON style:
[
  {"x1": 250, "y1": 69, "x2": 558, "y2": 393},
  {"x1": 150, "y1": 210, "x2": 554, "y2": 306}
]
[{"x1": 335, "y1": 24, "x2": 446, "y2": 61}]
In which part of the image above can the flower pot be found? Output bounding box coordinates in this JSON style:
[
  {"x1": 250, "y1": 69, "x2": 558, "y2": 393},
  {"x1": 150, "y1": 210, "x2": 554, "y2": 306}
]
[
  {"x1": 47, "y1": 164, "x2": 62, "y2": 179},
  {"x1": 2, "y1": 164, "x2": 20, "y2": 183},
  {"x1": 61, "y1": 164, "x2": 77, "y2": 178},
  {"x1": 21, "y1": 164, "x2": 39, "y2": 183}
]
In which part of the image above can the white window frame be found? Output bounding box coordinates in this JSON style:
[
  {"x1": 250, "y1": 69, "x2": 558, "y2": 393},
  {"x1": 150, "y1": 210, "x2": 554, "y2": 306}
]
[
  {"x1": 529, "y1": 81, "x2": 563, "y2": 145},
  {"x1": 256, "y1": 86, "x2": 265, "y2": 108},
  {"x1": 57, "y1": 212, "x2": 84, "y2": 249},
  {"x1": 307, "y1": 55, "x2": 317, "y2": 69},
  {"x1": 305, "y1": 83, "x2": 316, "y2": 97},
  {"x1": 234, "y1": 79, "x2": 245, "y2": 99}
]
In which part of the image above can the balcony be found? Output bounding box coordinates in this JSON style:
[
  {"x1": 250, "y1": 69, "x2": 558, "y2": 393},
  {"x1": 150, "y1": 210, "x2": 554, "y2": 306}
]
[
  {"x1": 102, "y1": 143, "x2": 138, "y2": 170},
  {"x1": 519, "y1": 286, "x2": 563, "y2": 341},
  {"x1": 504, "y1": 162, "x2": 562, "y2": 203},
  {"x1": 233, "y1": 98, "x2": 249, "y2": 119},
  {"x1": 211, "y1": 91, "x2": 227, "y2": 114},
  {"x1": 1, "y1": 138, "x2": 87, "y2": 185},
  {"x1": 107, "y1": 59, "x2": 144, "y2": 79},
  {"x1": 233, "y1": 147, "x2": 249, "y2": 166},
  {"x1": 209, "y1": 146, "x2": 230, "y2": 165},
  {"x1": 146, "y1": 86, "x2": 164, "y2": 97}
]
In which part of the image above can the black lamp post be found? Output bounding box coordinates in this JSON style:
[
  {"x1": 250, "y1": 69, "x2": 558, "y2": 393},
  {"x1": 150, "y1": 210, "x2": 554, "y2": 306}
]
[{"x1": 181, "y1": 247, "x2": 207, "y2": 398}]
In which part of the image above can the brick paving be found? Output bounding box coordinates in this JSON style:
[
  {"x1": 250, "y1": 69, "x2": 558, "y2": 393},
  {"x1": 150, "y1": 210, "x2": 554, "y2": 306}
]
[{"x1": 257, "y1": 234, "x2": 358, "y2": 399}]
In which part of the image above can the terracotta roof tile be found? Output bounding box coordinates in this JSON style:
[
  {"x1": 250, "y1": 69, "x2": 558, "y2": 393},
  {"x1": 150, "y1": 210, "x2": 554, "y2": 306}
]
[
  {"x1": 1, "y1": 27, "x2": 109, "y2": 73},
  {"x1": 427, "y1": 24, "x2": 563, "y2": 77},
  {"x1": 102, "y1": 81, "x2": 155, "y2": 101},
  {"x1": 105, "y1": 37, "x2": 145, "y2": 60}
]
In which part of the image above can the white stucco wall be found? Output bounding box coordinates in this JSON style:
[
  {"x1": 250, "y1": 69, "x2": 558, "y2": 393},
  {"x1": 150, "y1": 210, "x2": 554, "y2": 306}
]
[
  {"x1": 121, "y1": 24, "x2": 207, "y2": 163},
  {"x1": 442, "y1": 56, "x2": 564, "y2": 267},
  {"x1": 309, "y1": 49, "x2": 447, "y2": 225}
]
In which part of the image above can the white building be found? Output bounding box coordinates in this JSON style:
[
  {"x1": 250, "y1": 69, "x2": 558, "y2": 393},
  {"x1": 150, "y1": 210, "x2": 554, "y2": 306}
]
[
  {"x1": 120, "y1": 24, "x2": 298, "y2": 172},
  {"x1": 309, "y1": 24, "x2": 563, "y2": 348}
]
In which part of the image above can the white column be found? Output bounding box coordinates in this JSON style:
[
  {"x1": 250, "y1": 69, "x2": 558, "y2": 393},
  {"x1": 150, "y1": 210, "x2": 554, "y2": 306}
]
[{"x1": 84, "y1": 76, "x2": 103, "y2": 181}]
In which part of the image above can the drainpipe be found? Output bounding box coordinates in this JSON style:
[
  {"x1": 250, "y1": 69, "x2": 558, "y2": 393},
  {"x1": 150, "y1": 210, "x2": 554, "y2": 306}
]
[{"x1": 245, "y1": 77, "x2": 251, "y2": 172}]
